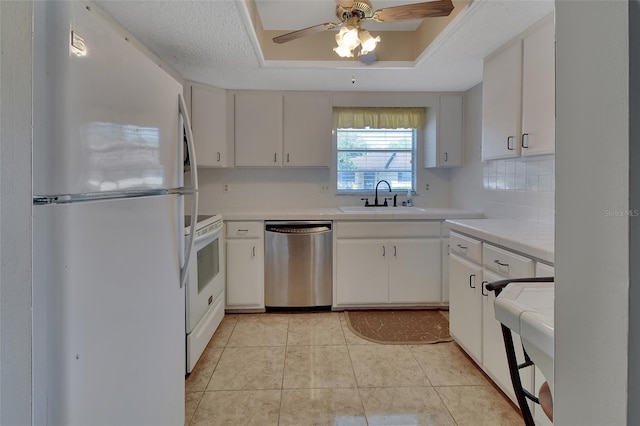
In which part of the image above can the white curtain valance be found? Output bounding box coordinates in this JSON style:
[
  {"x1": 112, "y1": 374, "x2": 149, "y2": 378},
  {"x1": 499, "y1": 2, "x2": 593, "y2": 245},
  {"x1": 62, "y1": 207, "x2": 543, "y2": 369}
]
[{"x1": 332, "y1": 107, "x2": 426, "y2": 129}]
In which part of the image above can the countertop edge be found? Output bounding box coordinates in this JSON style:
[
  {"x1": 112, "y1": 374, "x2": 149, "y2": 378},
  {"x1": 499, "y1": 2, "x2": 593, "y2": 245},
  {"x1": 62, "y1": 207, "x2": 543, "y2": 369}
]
[
  {"x1": 445, "y1": 219, "x2": 555, "y2": 264},
  {"x1": 221, "y1": 208, "x2": 483, "y2": 222}
]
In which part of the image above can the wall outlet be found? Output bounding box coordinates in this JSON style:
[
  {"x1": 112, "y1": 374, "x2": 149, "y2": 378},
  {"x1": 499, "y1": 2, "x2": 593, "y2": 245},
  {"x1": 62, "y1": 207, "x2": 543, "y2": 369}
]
[
  {"x1": 319, "y1": 183, "x2": 329, "y2": 193},
  {"x1": 425, "y1": 184, "x2": 430, "y2": 191},
  {"x1": 223, "y1": 183, "x2": 230, "y2": 192}
]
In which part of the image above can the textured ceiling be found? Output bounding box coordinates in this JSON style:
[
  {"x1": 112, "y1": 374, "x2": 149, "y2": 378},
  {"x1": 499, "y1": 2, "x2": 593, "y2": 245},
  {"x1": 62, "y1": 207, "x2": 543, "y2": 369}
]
[{"x1": 95, "y1": 0, "x2": 554, "y2": 92}]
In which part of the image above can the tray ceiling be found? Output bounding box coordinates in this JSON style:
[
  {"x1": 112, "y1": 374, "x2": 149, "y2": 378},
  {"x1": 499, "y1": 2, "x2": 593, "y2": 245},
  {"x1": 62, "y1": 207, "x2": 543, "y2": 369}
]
[{"x1": 95, "y1": 0, "x2": 554, "y2": 92}]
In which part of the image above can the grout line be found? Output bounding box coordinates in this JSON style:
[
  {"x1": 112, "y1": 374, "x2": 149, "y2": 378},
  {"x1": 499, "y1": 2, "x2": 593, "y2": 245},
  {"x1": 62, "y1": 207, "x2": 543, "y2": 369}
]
[
  {"x1": 407, "y1": 344, "x2": 435, "y2": 388},
  {"x1": 432, "y1": 386, "x2": 460, "y2": 426},
  {"x1": 276, "y1": 316, "x2": 290, "y2": 425}
]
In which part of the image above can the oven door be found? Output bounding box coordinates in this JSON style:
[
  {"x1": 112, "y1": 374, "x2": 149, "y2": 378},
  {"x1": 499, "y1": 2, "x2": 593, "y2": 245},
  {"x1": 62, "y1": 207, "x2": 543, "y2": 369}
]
[{"x1": 185, "y1": 228, "x2": 224, "y2": 333}]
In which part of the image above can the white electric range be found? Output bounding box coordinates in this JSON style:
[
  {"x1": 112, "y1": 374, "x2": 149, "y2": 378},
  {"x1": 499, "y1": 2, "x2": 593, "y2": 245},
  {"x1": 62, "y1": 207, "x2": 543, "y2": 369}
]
[{"x1": 184, "y1": 214, "x2": 224, "y2": 373}]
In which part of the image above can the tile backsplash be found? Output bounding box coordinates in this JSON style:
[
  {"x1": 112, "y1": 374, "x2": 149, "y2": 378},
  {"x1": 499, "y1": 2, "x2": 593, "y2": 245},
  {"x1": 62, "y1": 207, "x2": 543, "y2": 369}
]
[{"x1": 482, "y1": 156, "x2": 555, "y2": 224}]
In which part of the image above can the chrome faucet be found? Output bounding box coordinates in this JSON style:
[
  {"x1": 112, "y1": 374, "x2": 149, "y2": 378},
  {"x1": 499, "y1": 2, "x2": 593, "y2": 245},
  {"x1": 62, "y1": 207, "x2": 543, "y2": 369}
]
[{"x1": 372, "y1": 180, "x2": 392, "y2": 207}]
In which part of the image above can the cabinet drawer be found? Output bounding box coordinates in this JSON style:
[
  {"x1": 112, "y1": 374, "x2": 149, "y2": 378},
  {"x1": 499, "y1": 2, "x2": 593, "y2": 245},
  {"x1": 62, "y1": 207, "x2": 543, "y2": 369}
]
[
  {"x1": 483, "y1": 243, "x2": 534, "y2": 278},
  {"x1": 449, "y1": 232, "x2": 482, "y2": 263},
  {"x1": 226, "y1": 221, "x2": 263, "y2": 238},
  {"x1": 335, "y1": 221, "x2": 441, "y2": 238}
]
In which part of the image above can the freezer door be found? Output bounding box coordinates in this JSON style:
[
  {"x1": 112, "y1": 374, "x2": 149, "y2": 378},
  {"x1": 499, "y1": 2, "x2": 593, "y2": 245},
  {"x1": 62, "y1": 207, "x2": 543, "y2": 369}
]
[
  {"x1": 33, "y1": 1, "x2": 184, "y2": 196},
  {"x1": 33, "y1": 195, "x2": 185, "y2": 426}
]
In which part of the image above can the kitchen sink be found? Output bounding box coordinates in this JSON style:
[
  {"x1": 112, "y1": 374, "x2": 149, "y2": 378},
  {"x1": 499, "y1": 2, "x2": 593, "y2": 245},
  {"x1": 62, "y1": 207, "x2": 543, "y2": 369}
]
[{"x1": 339, "y1": 206, "x2": 426, "y2": 213}]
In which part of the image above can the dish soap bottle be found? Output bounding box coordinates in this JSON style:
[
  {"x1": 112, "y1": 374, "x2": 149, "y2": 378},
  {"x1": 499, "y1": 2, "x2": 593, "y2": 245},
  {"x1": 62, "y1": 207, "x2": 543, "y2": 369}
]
[{"x1": 406, "y1": 189, "x2": 413, "y2": 207}]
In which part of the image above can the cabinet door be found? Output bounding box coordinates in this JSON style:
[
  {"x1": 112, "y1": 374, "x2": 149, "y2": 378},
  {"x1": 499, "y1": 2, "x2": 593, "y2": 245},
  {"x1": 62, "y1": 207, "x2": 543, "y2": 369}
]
[
  {"x1": 441, "y1": 237, "x2": 450, "y2": 303},
  {"x1": 336, "y1": 239, "x2": 388, "y2": 305},
  {"x1": 234, "y1": 93, "x2": 283, "y2": 166},
  {"x1": 482, "y1": 40, "x2": 523, "y2": 161},
  {"x1": 448, "y1": 253, "x2": 483, "y2": 363},
  {"x1": 482, "y1": 269, "x2": 533, "y2": 407},
  {"x1": 190, "y1": 84, "x2": 228, "y2": 167},
  {"x1": 226, "y1": 239, "x2": 264, "y2": 308},
  {"x1": 388, "y1": 238, "x2": 441, "y2": 303},
  {"x1": 521, "y1": 17, "x2": 555, "y2": 156},
  {"x1": 438, "y1": 95, "x2": 463, "y2": 167},
  {"x1": 283, "y1": 94, "x2": 331, "y2": 167}
]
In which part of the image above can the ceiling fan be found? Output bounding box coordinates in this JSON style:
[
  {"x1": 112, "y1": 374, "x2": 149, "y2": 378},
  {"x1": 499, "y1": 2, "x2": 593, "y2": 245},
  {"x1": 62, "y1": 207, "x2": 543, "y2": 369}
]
[{"x1": 272, "y1": 0, "x2": 454, "y2": 58}]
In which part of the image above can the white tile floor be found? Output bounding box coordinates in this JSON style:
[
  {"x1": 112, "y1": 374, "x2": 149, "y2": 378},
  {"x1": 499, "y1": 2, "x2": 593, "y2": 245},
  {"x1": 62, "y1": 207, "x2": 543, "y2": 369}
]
[{"x1": 185, "y1": 311, "x2": 523, "y2": 426}]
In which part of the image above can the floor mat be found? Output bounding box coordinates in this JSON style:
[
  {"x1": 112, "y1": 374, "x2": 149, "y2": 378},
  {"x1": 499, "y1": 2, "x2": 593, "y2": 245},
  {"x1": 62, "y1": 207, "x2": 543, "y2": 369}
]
[{"x1": 344, "y1": 310, "x2": 453, "y2": 345}]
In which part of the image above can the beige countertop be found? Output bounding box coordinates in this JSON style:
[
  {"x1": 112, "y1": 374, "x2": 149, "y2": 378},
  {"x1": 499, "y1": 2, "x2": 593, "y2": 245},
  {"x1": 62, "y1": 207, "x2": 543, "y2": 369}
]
[
  {"x1": 444, "y1": 219, "x2": 555, "y2": 264},
  {"x1": 221, "y1": 207, "x2": 483, "y2": 221}
]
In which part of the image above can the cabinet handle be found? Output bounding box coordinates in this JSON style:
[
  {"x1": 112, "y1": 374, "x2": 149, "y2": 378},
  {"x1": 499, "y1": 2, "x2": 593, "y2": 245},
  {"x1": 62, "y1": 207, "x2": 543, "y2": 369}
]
[
  {"x1": 287, "y1": 153, "x2": 290, "y2": 163},
  {"x1": 393, "y1": 246, "x2": 397, "y2": 257},
  {"x1": 444, "y1": 152, "x2": 448, "y2": 162},
  {"x1": 521, "y1": 133, "x2": 529, "y2": 149},
  {"x1": 382, "y1": 246, "x2": 386, "y2": 257},
  {"x1": 494, "y1": 259, "x2": 509, "y2": 267},
  {"x1": 252, "y1": 246, "x2": 256, "y2": 258},
  {"x1": 217, "y1": 152, "x2": 221, "y2": 162},
  {"x1": 482, "y1": 281, "x2": 489, "y2": 297},
  {"x1": 456, "y1": 243, "x2": 467, "y2": 253},
  {"x1": 274, "y1": 153, "x2": 277, "y2": 163},
  {"x1": 469, "y1": 274, "x2": 476, "y2": 289},
  {"x1": 507, "y1": 136, "x2": 515, "y2": 151}
]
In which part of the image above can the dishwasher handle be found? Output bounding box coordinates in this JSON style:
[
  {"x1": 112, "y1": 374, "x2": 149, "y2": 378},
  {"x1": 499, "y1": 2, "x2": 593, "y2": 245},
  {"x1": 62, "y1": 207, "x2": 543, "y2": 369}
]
[{"x1": 265, "y1": 221, "x2": 332, "y2": 235}]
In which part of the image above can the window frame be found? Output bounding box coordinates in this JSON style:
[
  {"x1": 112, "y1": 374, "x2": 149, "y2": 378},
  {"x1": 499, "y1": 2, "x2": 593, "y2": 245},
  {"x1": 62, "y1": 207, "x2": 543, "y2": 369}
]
[{"x1": 335, "y1": 127, "x2": 417, "y2": 195}]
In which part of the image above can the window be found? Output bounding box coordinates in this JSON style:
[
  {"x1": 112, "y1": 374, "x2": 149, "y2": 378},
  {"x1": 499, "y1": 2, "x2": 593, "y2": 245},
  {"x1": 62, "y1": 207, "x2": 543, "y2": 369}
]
[{"x1": 337, "y1": 128, "x2": 416, "y2": 193}]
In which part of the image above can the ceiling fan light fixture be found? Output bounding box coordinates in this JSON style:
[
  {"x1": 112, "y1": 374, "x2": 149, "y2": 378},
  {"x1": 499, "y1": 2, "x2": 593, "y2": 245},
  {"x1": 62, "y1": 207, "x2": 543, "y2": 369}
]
[
  {"x1": 358, "y1": 30, "x2": 380, "y2": 54},
  {"x1": 333, "y1": 44, "x2": 354, "y2": 58},
  {"x1": 333, "y1": 20, "x2": 381, "y2": 58},
  {"x1": 338, "y1": 25, "x2": 360, "y2": 50}
]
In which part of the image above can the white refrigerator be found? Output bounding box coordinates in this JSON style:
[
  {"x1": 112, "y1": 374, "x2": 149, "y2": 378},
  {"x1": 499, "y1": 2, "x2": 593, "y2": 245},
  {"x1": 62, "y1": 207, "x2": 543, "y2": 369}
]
[{"x1": 32, "y1": 2, "x2": 198, "y2": 425}]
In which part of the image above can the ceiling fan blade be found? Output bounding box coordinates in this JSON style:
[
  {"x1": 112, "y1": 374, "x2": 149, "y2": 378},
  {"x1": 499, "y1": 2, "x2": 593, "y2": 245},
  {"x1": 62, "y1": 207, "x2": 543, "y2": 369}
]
[
  {"x1": 273, "y1": 22, "x2": 338, "y2": 44},
  {"x1": 371, "y1": 0, "x2": 454, "y2": 22}
]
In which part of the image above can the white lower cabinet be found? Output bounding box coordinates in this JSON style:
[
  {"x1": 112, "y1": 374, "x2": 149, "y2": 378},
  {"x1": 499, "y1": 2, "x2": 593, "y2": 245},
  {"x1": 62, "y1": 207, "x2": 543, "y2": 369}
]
[
  {"x1": 389, "y1": 239, "x2": 442, "y2": 303},
  {"x1": 482, "y1": 269, "x2": 532, "y2": 406},
  {"x1": 335, "y1": 239, "x2": 389, "y2": 304},
  {"x1": 449, "y1": 231, "x2": 550, "y2": 413},
  {"x1": 334, "y1": 221, "x2": 442, "y2": 307},
  {"x1": 225, "y1": 221, "x2": 264, "y2": 310},
  {"x1": 448, "y1": 253, "x2": 483, "y2": 363},
  {"x1": 482, "y1": 243, "x2": 535, "y2": 407},
  {"x1": 336, "y1": 238, "x2": 441, "y2": 305},
  {"x1": 441, "y1": 237, "x2": 450, "y2": 303}
]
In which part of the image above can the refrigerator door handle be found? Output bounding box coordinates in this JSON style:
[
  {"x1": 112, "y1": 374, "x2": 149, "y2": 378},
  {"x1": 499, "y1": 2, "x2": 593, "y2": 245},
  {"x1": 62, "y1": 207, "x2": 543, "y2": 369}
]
[{"x1": 179, "y1": 93, "x2": 199, "y2": 289}]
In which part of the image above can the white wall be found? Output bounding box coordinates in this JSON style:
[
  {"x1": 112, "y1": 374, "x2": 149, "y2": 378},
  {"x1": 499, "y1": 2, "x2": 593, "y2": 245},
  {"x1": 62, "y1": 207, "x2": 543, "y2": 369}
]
[
  {"x1": 0, "y1": 1, "x2": 33, "y2": 425},
  {"x1": 555, "y1": 1, "x2": 629, "y2": 424},
  {"x1": 629, "y1": 1, "x2": 640, "y2": 423},
  {"x1": 451, "y1": 83, "x2": 555, "y2": 224},
  {"x1": 197, "y1": 91, "x2": 455, "y2": 215}
]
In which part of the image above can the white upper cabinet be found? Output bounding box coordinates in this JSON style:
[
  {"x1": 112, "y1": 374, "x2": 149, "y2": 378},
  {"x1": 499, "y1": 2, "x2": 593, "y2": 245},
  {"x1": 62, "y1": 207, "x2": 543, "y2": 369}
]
[
  {"x1": 234, "y1": 93, "x2": 283, "y2": 167},
  {"x1": 234, "y1": 92, "x2": 331, "y2": 167},
  {"x1": 283, "y1": 94, "x2": 331, "y2": 167},
  {"x1": 425, "y1": 94, "x2": 464, "y2": 168},
  {"x1": 521, "y1": 17, "x2": 555, "y2": 156},
  {"x1": 188, "y1": 82, "x2": 230, "y2": 167},
  {"x1": 482, "y1": 14, "x2": 555, "y2": 161},
  {"x1": 482, "y1": 40, "x2": 523, "y2": 160}
]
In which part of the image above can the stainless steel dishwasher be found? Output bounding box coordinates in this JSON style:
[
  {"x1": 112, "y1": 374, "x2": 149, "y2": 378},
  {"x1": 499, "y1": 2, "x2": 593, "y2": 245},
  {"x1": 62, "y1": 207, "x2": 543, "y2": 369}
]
[{"x1": 265, "y1": 221, "x2": 332, "y2": 308}]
